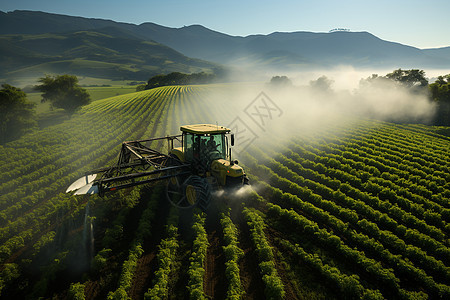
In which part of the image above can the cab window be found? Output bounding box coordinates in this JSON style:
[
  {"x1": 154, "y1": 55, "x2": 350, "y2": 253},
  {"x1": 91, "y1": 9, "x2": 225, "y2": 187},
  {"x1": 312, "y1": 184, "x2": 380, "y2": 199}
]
[
  {"x1": 184, "y1": 133, "x2": 195, "y2": 161},
  {"x1": 183, "y1": 133, "x2": 225, "y2": 163}
]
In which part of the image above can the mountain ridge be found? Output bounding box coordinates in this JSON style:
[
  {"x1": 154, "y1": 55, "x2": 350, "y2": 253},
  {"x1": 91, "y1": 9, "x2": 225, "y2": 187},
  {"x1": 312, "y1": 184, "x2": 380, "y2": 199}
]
[{"x1": 1, "y1": 9, "x2": 450, "y2": 84}]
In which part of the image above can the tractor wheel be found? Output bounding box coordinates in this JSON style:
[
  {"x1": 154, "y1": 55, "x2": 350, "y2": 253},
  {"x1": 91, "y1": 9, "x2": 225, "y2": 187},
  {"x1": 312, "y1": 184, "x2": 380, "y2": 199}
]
[
  {"x1": 166, "y1": 175, "x2": 211, "y2": 210},
  {"x1": 243, "y1": 174, "x2": 250, "y2": 185}
]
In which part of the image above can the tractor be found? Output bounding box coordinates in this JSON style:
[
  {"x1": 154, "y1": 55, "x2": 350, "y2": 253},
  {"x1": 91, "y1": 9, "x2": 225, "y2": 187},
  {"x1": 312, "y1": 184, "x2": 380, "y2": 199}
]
[{"x1": 66, "y1": 124, "x2": 249, "y2": 210}]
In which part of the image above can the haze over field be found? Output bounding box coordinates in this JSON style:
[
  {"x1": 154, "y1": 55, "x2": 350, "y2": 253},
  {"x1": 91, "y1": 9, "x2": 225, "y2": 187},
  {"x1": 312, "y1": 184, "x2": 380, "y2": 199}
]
[{"x1": 198, "y1": 77, "x2": 436, "y2": 154}]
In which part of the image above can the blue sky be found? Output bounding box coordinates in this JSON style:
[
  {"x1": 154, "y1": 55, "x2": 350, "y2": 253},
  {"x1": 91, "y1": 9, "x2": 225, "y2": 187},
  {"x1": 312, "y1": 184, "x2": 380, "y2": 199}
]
[{"x1": 1, "y1": 0, "x2": 449, "y2": 49}]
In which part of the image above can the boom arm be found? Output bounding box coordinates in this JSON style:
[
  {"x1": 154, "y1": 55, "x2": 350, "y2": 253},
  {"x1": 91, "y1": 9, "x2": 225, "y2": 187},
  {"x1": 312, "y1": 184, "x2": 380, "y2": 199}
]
[{"x1": 67, "y1": 135, "x2": 190, "y2": 195}]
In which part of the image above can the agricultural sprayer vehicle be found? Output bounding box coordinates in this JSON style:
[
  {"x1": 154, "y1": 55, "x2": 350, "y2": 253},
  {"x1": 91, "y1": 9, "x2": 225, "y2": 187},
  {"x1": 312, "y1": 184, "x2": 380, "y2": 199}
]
[{"x1": 66, "y1": 124, "x2": 249, "y2": 210}]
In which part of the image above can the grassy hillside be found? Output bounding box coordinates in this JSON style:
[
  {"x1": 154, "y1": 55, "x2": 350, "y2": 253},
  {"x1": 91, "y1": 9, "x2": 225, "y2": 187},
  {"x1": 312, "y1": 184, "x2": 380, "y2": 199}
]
[
  {"x1": 0, "y1": 28, "x2": 220, "y2": 85},
  {"x1": 0, "y1": 84, "x2": 449, "y2": 299}
]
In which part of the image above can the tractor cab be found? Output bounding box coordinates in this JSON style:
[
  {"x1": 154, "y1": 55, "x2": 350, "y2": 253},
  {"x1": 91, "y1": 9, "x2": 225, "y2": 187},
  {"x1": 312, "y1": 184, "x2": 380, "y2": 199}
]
[
  {"x1": 170, "y1": 124, "x2": 229, "y2": 164},
  {"x1": 183, "y1": 124, "x2": 228, "y2": 164},
  {"x1": 170, "y1": 124, "x2": 247, "y2": 187}
]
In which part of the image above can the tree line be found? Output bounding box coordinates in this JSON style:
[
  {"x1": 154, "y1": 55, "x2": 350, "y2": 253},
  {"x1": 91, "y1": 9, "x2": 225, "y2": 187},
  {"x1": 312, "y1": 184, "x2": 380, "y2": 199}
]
[
  {"x1": 141, "y1": 72, "x2": 216, "y2": 90},
  {"x1": 429, "y1": 74, "x2": 450, "y2": 125}
]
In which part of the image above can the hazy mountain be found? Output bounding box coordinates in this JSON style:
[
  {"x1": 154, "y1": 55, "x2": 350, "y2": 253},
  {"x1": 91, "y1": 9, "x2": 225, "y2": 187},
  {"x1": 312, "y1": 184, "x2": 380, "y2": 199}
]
[
  {"x1": 423, "y1": 47, "x2": 450, "y2": 60},
  {"x1": 1, "y1": 9, "x2": 450, "y2": 83},
  {"x1": 135, "y1": 26, "x2": 449, "y2": 69}
]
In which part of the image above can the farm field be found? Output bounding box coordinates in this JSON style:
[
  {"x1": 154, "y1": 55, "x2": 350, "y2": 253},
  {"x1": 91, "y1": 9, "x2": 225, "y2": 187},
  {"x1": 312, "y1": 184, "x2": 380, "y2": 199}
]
[{"x1": 0, "y1": 84, "x2": 449, "y2": 299}]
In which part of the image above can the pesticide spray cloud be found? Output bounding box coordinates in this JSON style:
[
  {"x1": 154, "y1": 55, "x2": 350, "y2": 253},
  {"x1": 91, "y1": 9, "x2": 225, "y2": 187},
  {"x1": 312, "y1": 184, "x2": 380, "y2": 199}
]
[{"x1": 191, "y1": 66, "x2": 439, "y2": 164}]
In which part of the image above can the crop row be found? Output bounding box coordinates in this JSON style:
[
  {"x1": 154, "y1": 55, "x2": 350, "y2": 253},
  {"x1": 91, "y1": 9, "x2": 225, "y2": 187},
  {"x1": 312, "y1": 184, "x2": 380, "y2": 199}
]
[
  {"x1": 305, "y1": 124, "x2": 450, "y2": 201},
  {"x1": 248, "y1": 141, "x2": 448, "y2": 251},
  {"x1": 243, "y1": 207, "x2": 285, "y2": 300},
  {"x1": 260, "y1": 129, "x2": 448, "y2": 240},
  {"x1": 275, "y1": 237, "x2": 384, "y2": 299},
  {"x1": 266, "y1": 147, "x2": 449, "y2": 257},
  {"x1": 144, "y1": 219, "x2": 179, "y2": 299},
  {"x1": 265, "y1": 202, "x2": 436, "y2": 299},
  {"x1": 285, "y1": 139, "x2": 450, "y2": 234},
  {"x1": 187, "y1": 213, "x2": 209, "y2": 300},
  {"x1": 245, "y1": 150, "x2": 449, "y2": 292},
  {"x1": 220, "y1": 211, "x2": 245, "y2": 299}
]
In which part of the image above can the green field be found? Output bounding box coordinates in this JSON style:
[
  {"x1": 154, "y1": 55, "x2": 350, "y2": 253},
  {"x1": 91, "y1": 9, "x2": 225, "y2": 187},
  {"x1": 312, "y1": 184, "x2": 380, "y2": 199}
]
[
  {"x1": 83, "y1": 86, "x2": 140, "y2": 101},
  {"x1": 0, "y1": 84, "x2": 449, "y2": 299}
]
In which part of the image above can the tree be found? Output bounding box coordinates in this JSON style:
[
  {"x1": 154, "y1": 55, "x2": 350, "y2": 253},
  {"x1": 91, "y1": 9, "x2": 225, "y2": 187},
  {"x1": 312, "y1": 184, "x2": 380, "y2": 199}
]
[
  {"x1": 385, "y1": 69, "x2": 428, "y2": 91},
  {"x1": 309, "y1": 75, "x2": 334, "y2": 93},
  {"x1": 359, "y1": 74, "x2": 390, "y2": 85},
  {"x1": 0, "y1": 84, "x2": 37, "y2": 144},
  {"x1": 429, "y1": 74, "x2": 450, "y2": 103},
  {"x1": 35, "y1": 75, "x2": 91, "y2": 115},
  {"x1": 270, "y1": 75, "x2": 292, "y2": 86},
  {"x1": 135, "y1": 84, "x2": 146, "y2": 92},
  {"x1": 429, "y1": 74, "x2": 450, "y2": 125},
  {"x1": 434, "y1": 75, "x2": 450, "y2": 85}
]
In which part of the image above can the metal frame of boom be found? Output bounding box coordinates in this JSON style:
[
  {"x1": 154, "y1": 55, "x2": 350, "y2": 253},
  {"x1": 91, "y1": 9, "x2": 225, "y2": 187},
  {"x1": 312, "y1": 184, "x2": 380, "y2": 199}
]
[{"x1": 86, "y1": 135, "x2": 191, "y2": 195}]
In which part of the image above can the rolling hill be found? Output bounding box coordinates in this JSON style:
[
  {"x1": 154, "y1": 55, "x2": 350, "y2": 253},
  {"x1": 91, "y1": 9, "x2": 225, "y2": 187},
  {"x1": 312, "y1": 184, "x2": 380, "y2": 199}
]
[
  {"x1": 0, "y1": 26, "x2": 219, "y2": 83},
  {"x1": 0, "y1": 84, "x2": 449, "y2": 299}
]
